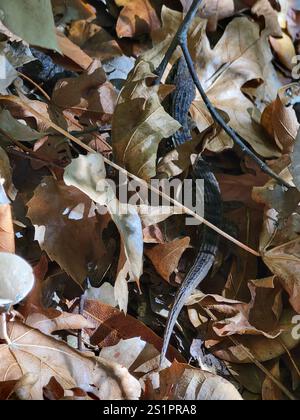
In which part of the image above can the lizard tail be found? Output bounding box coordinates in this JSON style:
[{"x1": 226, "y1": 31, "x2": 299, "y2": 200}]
[{"x1": 160, "y1": 159, "x2": 222, "y2": 368}]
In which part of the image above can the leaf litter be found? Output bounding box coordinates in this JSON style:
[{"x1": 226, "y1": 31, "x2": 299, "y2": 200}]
[{"x1": 0, "y1": 0, "x2": 299, "y2": 401}]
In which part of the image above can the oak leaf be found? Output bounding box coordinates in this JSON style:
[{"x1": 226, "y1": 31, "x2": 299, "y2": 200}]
[{"x1": 0, "y1": 320, "x2": 141, "y2": 400}]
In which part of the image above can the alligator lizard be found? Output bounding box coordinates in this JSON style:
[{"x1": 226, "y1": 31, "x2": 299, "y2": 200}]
[{"x1": 160, "y1": 57, "x2": 223, "y2": 366}]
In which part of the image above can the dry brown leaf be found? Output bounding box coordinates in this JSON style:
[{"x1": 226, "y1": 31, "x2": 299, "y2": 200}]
[
  {"x1": 32, "y1": 134, "x2": 72, "y2": 169},
  {"x1": 143, "y1": 224, "x2": 165, "y2": 244},
  {"x1": 115, "y1": 0, "x2": 161, "y2": 38},
  {"x1": 189, "y1": 17, "x2": 282, "y2": 157},
  {"x1": 0, "y1": 180, "x2": 14, "y2": 253},
  {"x1": 56, "y1": 31, "x2": 94, "y2": 70},
  {"x1": 112, "y1": 59, "x2": 180, "y2": 180},
  {"x1": 251, "y1": 0, "x2": 282, "y2": 37},
  {"x1": 27, "y1": 176, "x2": 112, "y2": 286},
  {"x1": 83, "y1": 299, "x2": 185, "y2": 363},
  {"x1": 261, "y1": 84, "x2": 299, "y2": 153},
  {"x1": 0, "y1": 320, "x2": 141, "y2": 400},
  {"x1": 157, "y1": 360, "x2": 243, "y2": 400},
  {"x1": 262, "y1": 237, "x2": 300, "y2": 313},
  {"x1": 182, "y1": 0, "x2": 282, "y2": 36},
  {"x1": 207, "y1": 309, "x2": 300, "y2": 364},
  {"x1": 64, "y1": 153, "x2": 144, "y2": 291},
  {"x1": 145, "y1": 237, "x2": 190, "y2": 283},
  {"x1": 20, "y1": 254, "x2": 49, "y2": 317},
  {"x1": 114, "y1": 246, "x2": 129, "y2": 313},
  {"x1": 262, "y1": 361, "x2": 283, "y2": 400},
  {"x1": 52, "y1": 0, "x2": 95, "y2": 24},
  {"x1": 187, "y1": 277, "x2": 283, "y2": 339},
  {"x1": 270, "y1": 32, "x2": 297, "y2": 70},
  {"x1": 25, "y1": 312, "x2": 94, "y2": 336},
  {"x1": 52, "y1": 60, "x2": 117, "y2": 122}
]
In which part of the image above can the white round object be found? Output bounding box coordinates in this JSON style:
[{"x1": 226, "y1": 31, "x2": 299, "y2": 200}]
[{"x1": 0, "y1": 253, "x2": 35, "y2": 307}]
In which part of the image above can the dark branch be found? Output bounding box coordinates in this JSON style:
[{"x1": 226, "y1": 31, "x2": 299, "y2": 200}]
[
  {"x1": 155, "y1": 0, "x2": 291, "y2": 189},
  {"x1": 154, "y1": 0, "x2": 204, "y2": 84},
  {"x1": 180, "y1": 41, "x2": 291, "y2": 189}
]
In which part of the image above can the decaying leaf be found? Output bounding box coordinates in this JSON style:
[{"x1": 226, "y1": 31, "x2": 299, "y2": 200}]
[{"x1": 52, "y1": 61, "x2": 117, "y2": 122}]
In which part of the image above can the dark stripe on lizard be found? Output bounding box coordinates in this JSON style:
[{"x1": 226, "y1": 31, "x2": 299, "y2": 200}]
[{"x1": 160, "y1": 57, "x2": 223, "y2": 366}]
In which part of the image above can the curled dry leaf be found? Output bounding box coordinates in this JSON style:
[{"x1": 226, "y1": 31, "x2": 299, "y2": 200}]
[
  {"x1": 0, "y1": 146, "x2": 13, "y2": 195},
  {"x1": 0, "y1": 253, "x2": 34, "y2": 307},
  {"x1": 64, "y1": 153, "x2": 144, "y2": 289},
  {"x1": 187, "y1": 277, "x2": 283, "y2": 340},
  {"x1": 269, "y1": 32, "x2": 297, "y2": 70},
  {"x1": 186, "y1": 279, "x2": 300, "y2": 363},
  {"x1": 208, "y1": 309, "x2": 300, "y2": 364},
  {"x1": 0, "y1": 181, "x2": 15, "y2": 253},
  {"x1": 0, "y1": 320, "x2": 141, "y2": 400},
  {"x1": 256, "y1": 137, "x2": 300, "y2": 313},
  {"x1": 184, "y1": 0, "x2": 282, "y2": 36},
  {"x1": 291, "y1": 127, "x2": 300, "y2": 190},
  {"x1": 0, "y1": 202, "x2": 15, "y2": 254},
  {"x1": 0, "y1": 109, "x2": 46, "y2": 145},
  {"x1": 114, "y1": 247, "x2": 130, "y2": 313},
  {"x1": 261, "y1": 237, "x2": 300, "y2": 313},
  {"x1": 261, "y1": 84, "x2": 299, "y2": 153}
]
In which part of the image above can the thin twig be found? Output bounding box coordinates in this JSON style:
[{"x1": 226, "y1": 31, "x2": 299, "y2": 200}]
[
  {"x1": 154, "y1": 0, "x2": 204, "y2": 84},
  {"x1": 77, "y1": 295, "x2": 85, "y2": 352},
  {"x1": 0, "y1": 127, "x2": 33, "y2": 153},
  {"x1": 4, "y1": 96, "x2": 260, "y2": 256},
  {"x1": 278, "y1": 338, "x2": 300, "y2": 381},
  {"x1": 18, "y1": 72, "x2": 51, "y2": 102}
]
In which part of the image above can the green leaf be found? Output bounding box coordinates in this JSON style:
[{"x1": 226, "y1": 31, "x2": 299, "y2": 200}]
[
  {"x1": 0, "y1": 0, "x2": 59, "y2": 52},
  {"x1": 0, "y1": 109, "x2": 46, "y2": 145}
]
